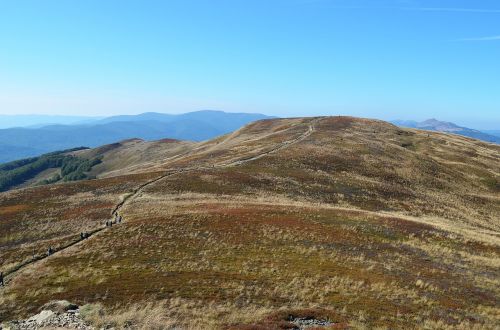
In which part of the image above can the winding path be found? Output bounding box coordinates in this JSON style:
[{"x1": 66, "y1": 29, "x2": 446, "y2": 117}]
[
  {"x1": 112, "y1": 118, "x2": 318, "y2": 217},
  {"x1": 1, "y1": 118, "x2": 319, "y2": 286}
]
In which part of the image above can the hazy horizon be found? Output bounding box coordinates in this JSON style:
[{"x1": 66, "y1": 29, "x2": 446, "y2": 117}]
[
  {"x1": 1, "y1": 0, "x2": 499, "y2": 129},
  {"x1": 0, "y1": 110, "x2": 497, "y2": 131}
]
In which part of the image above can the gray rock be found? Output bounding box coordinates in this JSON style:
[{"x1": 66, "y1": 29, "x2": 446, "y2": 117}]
[
  {"x1": 41, "y1": 300, "x2": 79, "y2": 314},
  {"x1": 28, "y1": 310, "x2": 55, "y2": 325},
  {"x1": 9, "y1": 308, "x2": 93, "y2": 330},
  {"x1": 290, "y1": 317, "x2": 333, "y2": 329}
]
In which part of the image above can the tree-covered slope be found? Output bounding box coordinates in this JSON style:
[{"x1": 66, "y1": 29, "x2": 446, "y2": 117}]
[{"x1": 0, "y1": 148, "x2": 101, "y2": 191}]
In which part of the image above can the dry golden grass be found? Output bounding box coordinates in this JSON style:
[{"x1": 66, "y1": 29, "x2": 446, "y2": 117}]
[{"x1": 73, "y1": 138, "x2": 194, "y2": 178}]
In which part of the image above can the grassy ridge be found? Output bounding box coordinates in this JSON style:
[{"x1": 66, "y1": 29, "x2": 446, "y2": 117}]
[{"x1": 0, "y1": 117, "x2": 498, "y2": 328}]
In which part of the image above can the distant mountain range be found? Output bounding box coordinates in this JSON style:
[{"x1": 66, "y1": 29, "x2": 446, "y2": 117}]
[
  {"x1": 0, "y1": 110, "x2": 272, "y2": 163},
  {"x1": 391, "y1": 119, "x2": 499, "y2": 144},
  {"x1": 1, "y1": 113, "x2": 497, "y2": 164},
  {"x1": 0, "y1": 114, "x2": 104, "y2": 129},
  {"x1": 483, "y1": 130, "x2": 500, "y2": 138}
]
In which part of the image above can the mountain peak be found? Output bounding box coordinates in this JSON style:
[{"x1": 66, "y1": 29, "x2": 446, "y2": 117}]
[
  {"x1": 419, "y1": 119, "x2": 459, "y2": 129},
  {"x1": 391, "y1": 118, "x2": 498, "y2": 143}
]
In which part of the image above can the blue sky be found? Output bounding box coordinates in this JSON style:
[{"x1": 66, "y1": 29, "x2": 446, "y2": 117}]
[{"x1": 0, "y1": 0, "x2": 499, "y2": 129}]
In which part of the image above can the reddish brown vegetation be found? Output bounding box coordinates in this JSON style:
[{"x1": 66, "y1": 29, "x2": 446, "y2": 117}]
[{"x1": 0, "y1": 117, "x2": 498, "y2": 328}]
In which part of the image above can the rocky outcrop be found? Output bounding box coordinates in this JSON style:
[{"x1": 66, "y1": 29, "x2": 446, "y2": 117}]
[{"x1": 3, "y1": 301, "x2": 92, "y2": 330}]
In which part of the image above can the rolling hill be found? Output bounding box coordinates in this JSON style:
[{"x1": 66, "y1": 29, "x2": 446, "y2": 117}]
[
  {"x1": 0, "y1": 116, "x2": 499, "y2": 329},
  {"x1": 0, "y1": 111, "x2": 272, "y2": 163}
]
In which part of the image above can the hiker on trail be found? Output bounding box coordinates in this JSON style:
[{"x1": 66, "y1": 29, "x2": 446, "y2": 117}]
[
  {"x1": 118, "y1": 216, "x2": 122, "y2": 223},
  {"x1": 47, "y1": 247, "x2": 54, "y2": 256},
  {"x1": 0, "y1": 272, "x2": 4, "y2": 286}
]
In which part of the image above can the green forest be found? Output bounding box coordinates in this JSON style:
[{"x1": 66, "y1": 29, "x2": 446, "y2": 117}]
[{"x1": 0, "y1": 148, "x2": 102, "y2": 192}]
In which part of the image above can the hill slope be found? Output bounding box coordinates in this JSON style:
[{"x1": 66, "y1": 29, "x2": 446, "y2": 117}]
[
  {"x1": 0, "y1": 139, "x2": 194, "y2": 191},
  {"x1": 0, "y1": 116, "x2": 499, "y2": 329}
]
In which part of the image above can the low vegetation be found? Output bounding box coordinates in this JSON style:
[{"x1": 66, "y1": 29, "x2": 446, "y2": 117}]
[
  {"x1": 0, "y1": 171, "x2": 160, "y2": 273},
  {"x1": 0, "y1": 117, "x2": 498, "y2": 329}
]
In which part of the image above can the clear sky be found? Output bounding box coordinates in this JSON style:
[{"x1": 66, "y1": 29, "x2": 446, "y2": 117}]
[{"x1": 0, "y1": 0, "x2": 499, "y2": 129}]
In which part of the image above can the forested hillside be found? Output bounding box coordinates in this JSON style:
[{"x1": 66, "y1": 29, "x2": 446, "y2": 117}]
[{"x1": 0, "y1": 148, "x2": 102, "y2": 191}]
